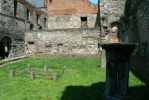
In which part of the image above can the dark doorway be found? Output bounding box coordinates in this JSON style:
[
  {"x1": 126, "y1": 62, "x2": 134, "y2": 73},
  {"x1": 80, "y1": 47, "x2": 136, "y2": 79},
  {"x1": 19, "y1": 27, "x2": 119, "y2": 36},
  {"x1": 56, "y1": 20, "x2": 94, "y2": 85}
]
[
  {"x1": 39, "y1": 26, "x2": 43, "y2": 30},
  {"x1": 57, "y1": 43, "x2": 63, "y2": 54},
  {"x1": 0, "y1": 36, "x2": 12, "y2": 59},
  {"x1": 81, "y1": 17, "x2": 88, "y2": 28},
  {"x1": 27, "y1": 9, "x2": 30, "y2": 20},
  {"x1": 30, "y1": 24, "x2": 34, "y2": 30}
]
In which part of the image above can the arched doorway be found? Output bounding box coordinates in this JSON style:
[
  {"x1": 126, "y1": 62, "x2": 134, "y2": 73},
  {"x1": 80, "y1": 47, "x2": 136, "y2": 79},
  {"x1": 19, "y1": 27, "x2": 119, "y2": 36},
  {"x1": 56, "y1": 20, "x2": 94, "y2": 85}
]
[
  {"x1": 110, "y1": 21, "x2": 120, "y2": 43},
  {"x1": 0, "y1": 36, "x2": 12, "y2": 59}
]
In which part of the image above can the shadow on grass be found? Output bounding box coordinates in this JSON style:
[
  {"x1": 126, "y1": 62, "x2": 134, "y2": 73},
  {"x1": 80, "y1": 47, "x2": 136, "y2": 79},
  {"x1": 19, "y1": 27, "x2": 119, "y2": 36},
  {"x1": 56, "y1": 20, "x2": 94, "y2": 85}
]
[
  {"x1": 126, "y1": 69, "x2": 149, "y2": 100},
  {"x1": 130, "y1": 68, "x2": 149, "y2": 85},
  {"x1": 121, "y1": 66, "x2": 149, "y2": 100},
  {"x1": 60, "y1": 71, "x2": 149, "y2": 100},
  {"x1": 127, "y1": 85, "x2": 149, "y2": 100},
  {"x1": 60, "y1": 82, "x2": 105, "y2": 100}
]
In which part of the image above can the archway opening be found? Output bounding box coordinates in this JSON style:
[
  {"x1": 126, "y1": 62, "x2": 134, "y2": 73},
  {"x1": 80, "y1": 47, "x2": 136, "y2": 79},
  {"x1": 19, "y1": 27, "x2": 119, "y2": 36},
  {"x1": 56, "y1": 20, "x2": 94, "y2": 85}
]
[
  {"x1": 110, "y1": 21, "x2": 121, "y2": 43},
  {"x1": 0, "y1": 36, "x2": 12, "y2": 59},
  {"x1": 110, "y1": 21, "x2": 120, "y2": 33}
]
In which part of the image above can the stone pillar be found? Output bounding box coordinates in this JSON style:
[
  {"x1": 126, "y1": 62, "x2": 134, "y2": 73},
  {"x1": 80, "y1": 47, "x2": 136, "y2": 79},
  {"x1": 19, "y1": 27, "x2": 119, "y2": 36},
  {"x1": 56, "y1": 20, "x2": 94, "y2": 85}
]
[
  {"x1": 4, "y1": 43, "x2": 8, "y2": 59},
  {"x1": 102, "y1": 43, "x2": 136, "y2": 99},
  {"x1": 101, "y1": 49, "x2": 106, "y2": 67},
  {"x1": 25, "y1": 43, "x2": 29, "y2": 55},
  {"x1": 8, "y1": 44, "x2": 14, "y2": 58},
  {"x1": 101, "y1": 35, "x2": 109, "y2": 68}
]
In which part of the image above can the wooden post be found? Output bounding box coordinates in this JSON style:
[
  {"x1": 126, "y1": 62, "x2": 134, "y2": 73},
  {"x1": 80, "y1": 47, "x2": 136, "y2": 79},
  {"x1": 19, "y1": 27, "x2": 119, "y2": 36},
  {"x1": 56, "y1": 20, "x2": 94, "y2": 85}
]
[
  {"x1": 62, "y1": 66, "x2": 67, "y2": 73},
  {"x1": 51, "y1": 73, "x2": 58, "y2": 81},
  {"x1": 9, "y1": 70, "x2": 15, "y2": 77},
  {"x1": 44, "y1": 65, "x2": 48, "y2": 73},
  {"x1": 27, "y1": 64, "x2": 32, "y2": 72},
  {"x1": 30, "y1": 72, "x2": 35, "y2": 80}
]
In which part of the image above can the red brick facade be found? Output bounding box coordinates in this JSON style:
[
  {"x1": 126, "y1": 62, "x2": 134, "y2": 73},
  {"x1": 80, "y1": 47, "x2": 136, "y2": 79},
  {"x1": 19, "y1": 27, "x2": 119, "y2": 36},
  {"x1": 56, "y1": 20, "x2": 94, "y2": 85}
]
[{"x1": 45, "y1": 0, "x2": 98, "y2": 15}]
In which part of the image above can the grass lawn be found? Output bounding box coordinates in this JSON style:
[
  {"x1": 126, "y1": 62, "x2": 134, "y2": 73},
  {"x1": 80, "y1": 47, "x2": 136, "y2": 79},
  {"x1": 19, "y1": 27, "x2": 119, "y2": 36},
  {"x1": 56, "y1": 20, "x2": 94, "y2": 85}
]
[{"x1": 0, "y1": 56, "x2": 148, "y2": 100}]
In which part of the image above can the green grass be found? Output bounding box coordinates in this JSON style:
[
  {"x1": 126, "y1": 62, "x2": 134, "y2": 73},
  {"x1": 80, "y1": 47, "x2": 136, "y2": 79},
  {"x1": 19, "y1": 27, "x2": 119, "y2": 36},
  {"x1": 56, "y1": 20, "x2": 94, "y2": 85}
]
[{"x1": 0, "y1": 56, "x2": 148, "y2": 100}]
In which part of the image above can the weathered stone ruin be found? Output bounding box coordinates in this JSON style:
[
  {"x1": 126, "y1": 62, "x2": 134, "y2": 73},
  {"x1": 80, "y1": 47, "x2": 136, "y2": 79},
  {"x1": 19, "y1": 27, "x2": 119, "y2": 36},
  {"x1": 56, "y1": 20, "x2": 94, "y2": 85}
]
[
  {"x1": 0, "y1": 0, "x2": 149, "y2": 80},
  {"x1": 25, "y1": 0, "x2": 100, "y2": 55},
  {"x1": 0, "y1": 0, "x2": 47, "y2": 59},
  {"x1": 100, "y1": 0, "x2": 149, "y2": 80}
]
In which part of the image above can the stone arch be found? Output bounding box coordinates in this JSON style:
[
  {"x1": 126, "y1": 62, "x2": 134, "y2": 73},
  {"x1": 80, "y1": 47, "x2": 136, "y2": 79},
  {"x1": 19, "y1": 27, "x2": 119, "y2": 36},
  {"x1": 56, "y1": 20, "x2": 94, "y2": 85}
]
[
  {"x1": 110, "y1": 21, "x2": 121, "y2": 31},
  {"x1": 110, "y1": 21, "x2": 127, "y2": 42},
  {"x1": 109, "y1": 21, "x2": 122, "y2": 43},
  {"x1": 0, "y1": 36, "x2": 12, "y2": 59}
]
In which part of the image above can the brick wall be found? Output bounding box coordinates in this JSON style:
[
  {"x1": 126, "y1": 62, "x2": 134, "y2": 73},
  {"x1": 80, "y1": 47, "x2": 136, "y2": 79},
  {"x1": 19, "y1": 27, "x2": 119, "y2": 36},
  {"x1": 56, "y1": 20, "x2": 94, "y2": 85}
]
[{"x1": 46, "y1": 0, "x2": 97, "y2": 15}]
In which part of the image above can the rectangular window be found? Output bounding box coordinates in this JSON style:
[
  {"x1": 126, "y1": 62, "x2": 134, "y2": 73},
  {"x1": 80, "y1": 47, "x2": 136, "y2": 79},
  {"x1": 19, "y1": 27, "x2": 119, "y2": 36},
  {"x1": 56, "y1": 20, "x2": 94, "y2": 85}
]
[
  {"x1": 81, "y1": 17, "x2": 88, "y2": 28},
  {"x1": 57, "y1": 43, "x2": 63, "y2": 53},
  {"x1": 27, "y1": 9, "x2": 30, "y2": 20},
  {"x1": 36, "y1": 14, "x2": 40, "y2": 24},
  {"x1": 28, "y1": 41, "x2": 34, "y2": 45},
  {"x1": 14, "y1": 0, "x2": 17, "y2": 16},
  {"x1": 44, "y1": 17, "x2": 47, "y2": 26},
  {"x1": 30, "y1": 24, "x2": 34, "y2": 30}
]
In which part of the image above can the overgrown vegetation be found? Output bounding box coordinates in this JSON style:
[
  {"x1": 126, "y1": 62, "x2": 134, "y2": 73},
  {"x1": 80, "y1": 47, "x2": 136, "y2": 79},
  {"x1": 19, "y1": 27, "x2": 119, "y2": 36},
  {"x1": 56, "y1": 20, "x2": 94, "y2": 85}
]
[{"x1": 0, "y1": 56, "x2": 148, "y2": 100}]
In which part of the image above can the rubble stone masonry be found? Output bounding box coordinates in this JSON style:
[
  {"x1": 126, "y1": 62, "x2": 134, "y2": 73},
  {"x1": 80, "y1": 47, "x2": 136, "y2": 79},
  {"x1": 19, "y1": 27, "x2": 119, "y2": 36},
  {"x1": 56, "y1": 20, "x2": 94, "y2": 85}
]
[{"x1": 25, "y1": 28, "x2": 100, "y2": 55}]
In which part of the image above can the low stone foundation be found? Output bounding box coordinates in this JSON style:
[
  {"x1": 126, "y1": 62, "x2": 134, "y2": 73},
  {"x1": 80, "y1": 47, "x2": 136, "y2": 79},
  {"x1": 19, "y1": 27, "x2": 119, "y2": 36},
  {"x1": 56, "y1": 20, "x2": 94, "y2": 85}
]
[{"x1": 25, "y1": 28, "x2": 100, "y2": 55}]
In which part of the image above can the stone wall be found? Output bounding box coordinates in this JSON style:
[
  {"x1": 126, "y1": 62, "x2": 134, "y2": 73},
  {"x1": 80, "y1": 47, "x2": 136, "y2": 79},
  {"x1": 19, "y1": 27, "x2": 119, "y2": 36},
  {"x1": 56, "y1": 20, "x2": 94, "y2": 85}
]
[
  {"x1": 99, "y1": 0, "x2": 127, "y2": 44},
  {"x1": 100, "y1": 0, "x2": 126, "y2": 27},
  {"x1": 48, "y1": 14, "x2": 97, "y2": 29},
  {"x1": 100, "y1": 0, "x2": 149, "y2": 79},
  {"x1": 0, "y1": 0, "x2": 47, "y2": 59},
  {"x1": 134, "y1": 0, "x2": 149, "y2": 56},
  {"x1": 0, "y1": 0, "x2": 14, "y2": 16},
  {"x1": 0, "y1": 0, "x2": 47, "y2": 31},
  {"x1": 25, "y1": 10, "x2": 47, "y2": 30},
  {"x1": 25, "y1": 28, "x2": 100, "y2": 55},
  {"x1": 123, "y1": 0, "x2": 149, "y2": 80},
  {"x1": 16, "y1": 0, "x2": 47, "y2": 30},
  {"x1": 0, "y1": 14, "x2": 25, "y2": 30},
  {"x1": 0, "y1": 29, "x2": 25, "y2": 58}
]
